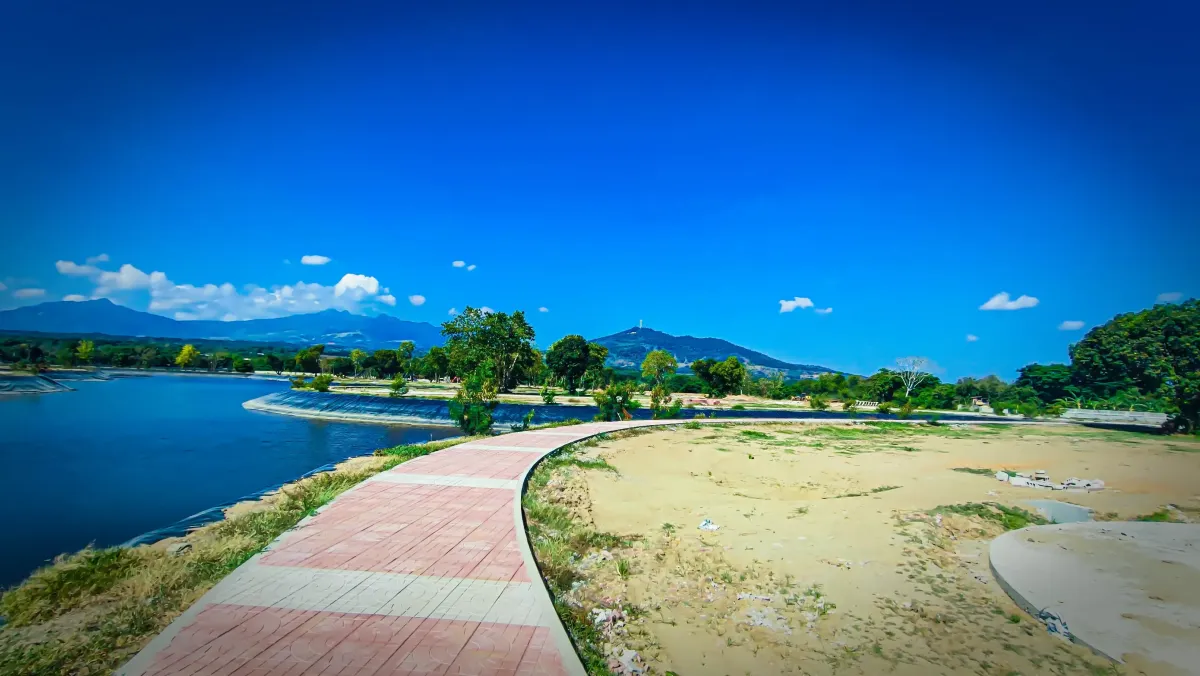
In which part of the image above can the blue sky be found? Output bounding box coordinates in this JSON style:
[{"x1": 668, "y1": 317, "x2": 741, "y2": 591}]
[{"x1": 1, "y1": 0, "x2": 1196, "y2": 379}]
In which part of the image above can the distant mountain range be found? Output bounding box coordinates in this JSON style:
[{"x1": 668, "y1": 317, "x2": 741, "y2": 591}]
[
  {"x1": 0, "y1": 300, "x2": 834, "y2": 377},
  {"x1": 591, "y1": 326, "x2": 834, "y2": 378},
  {"x1": 0, "y1": 299, "x2": 443, "y2": 348}
]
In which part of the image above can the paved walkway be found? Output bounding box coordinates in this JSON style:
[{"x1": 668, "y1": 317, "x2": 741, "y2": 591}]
[{"x1": 119, "y1": 419, "x2": 682, "y2": 676}]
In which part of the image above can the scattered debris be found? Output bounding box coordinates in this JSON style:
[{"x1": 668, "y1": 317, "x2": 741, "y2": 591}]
[
  {"x1": 737, "y1": 593, "x2": 772, "y2": 602},
  {"x1": 998, "y1": 470, "x2": 1105, "y2": 492},
  {"x1": 745, "y1": 607, "x2": 793, "y2": 634},
  {"x1": 698, "y1": 519, "x2": 721, "y2": 531},
  {"x1": 166, "y1": 541, "x2": 192, "y2": 557},
  {"x1": 1037, "y1": 609, "x2": 1072, "y2": 642},
  {"x1": 607, "y1": 646, "x2": 646, "y2": 675}
]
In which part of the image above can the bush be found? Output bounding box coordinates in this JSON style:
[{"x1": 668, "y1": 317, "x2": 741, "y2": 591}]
[
  {"x1": 449, "y1": 363, "x2": 498, "y2": 435},
  {"x1": 594, "y1": 381, "x2": 641, "y2": 421},
  {"x1": 731, "y1": 403, "x2": 746, "y2": 411},
  {"x1": 650, "y1": 385, "x2": 683, "y2": 420},
  {"x1": 1019, "y1": 401, "x2": 1040, "y2": 418},
  {"x1": 233, "y1": 359, "x2": 254, "y2": 374},
  {"x1": 876, "y1": 402, "x2": 893, "y2": 415},
  {"x1": 389, "y1": 374, "x2": 409, "y2": 398},
  {"x1": 808, "y1": 395, "x2": 829, "y2": 411},
  {"x1": 897, "y1": 401, "x2": 914, "y2": 419},
  {"x1": 289, "y1": 376, "x2": 307, "y2": 389},
  {"x1": 511, "y1": 409, "x2": 536, "y2": 432},
  {"x1": 310, "y1": 374, "x2": 334, "y2": 392},
  {"x1": 540, "y1": 385, "x2": 557, "y2": 405}
]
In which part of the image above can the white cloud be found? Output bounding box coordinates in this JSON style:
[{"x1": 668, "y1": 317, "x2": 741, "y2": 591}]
[
  {"x1": 408, "y1": 294, "x2": 426, "y2": 306},
  {"x1": 378, "y1": 294, "x2": 396, "y2": 306},
  {"x1": 63, "y1": 294, "x2": 87, "y2": 302},
  {"x1": 452, "y1": 260, "x2": 466, "y2": 268},
  {"x1": 814, "y1": 307, "x2": 833, "y2": 315},
  {"x1": 467, "y1": 264, "x2": 476, "y2": 271},
  {"x1": 14, "y1": 288, "x2": 45, "y2": 298},
  {"x1": 979, "y1": 292, "x2": 1039, "y2": 311},
  {"x1": 779, "y1": 297, "x2": 815, "y2": 313},
  {"x1": 538, "y1": 306, "x2": 549, "y2": 313},
  {"x1": 98, "y1": 264, "x2": 155, "y2": 291},
  {"x1": 56, "y1": 260, "x2": 99, "y2": 276},
  {"x1": 333, "y1": 273, "x2": 380, "y2": 297},
  {"x1": 1058, "y1": 320, "x2": 1085, "y2": 331},
  {"x1": 86, "y1": 253, "x2": 109, "y2": 264},
  {"x1": 480, "y1": 306, "x2": 495, "y2": 314},
  {"x1": 448, "y1": 307, "x2": 458, "y2": 315},
  {"x1": 966, "y1": 334, "x2": 979, "y2": 342},
  {"x1": 301, "y1": 255, "x2": 330, "y2": 266},
  {"x1": 1157, "y1": 291, "x2": 1183, "y2": 303}
]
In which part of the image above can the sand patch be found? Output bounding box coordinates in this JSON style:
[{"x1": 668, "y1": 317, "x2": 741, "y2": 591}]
[{"x1": 529, "y1": 422, "x2": 1198, "y2": 675}]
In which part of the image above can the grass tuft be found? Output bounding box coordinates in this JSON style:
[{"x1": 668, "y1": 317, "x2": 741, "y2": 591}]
[{"x1": 928, "y1": 502, "x2": 1049, "y2": 530}]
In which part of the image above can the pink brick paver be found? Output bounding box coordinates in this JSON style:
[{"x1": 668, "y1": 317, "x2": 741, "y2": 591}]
[{"x1": 119, "y1": 419, "x2": 689, "y2": 676}]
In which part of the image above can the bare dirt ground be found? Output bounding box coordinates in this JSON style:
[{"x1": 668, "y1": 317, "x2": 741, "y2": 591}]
[{"x1": 529, "y1": 422, "x2": 1200, "y2": 676}]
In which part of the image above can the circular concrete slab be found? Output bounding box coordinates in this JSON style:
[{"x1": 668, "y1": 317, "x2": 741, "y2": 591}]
[{"x1": 990, "y1": 522, "x2": 1200, "y2": 674}]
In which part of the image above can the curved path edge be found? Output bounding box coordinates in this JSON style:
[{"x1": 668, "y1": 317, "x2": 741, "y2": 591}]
[{"x1": 120, "y1": 417, "x2": 1059, "y2": 676}]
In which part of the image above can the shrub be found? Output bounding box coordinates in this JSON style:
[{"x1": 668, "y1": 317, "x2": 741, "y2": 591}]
[
  {"x1": 876, "y1": 402, "x2": 893, "y2": 414},
  {"x1": 897, "y1": 401, "x2": 914, "y2": 419},
  {"x1": 540, "y1": 385, "x2": 557, "y2": 405},
  {"x1": 449, "y1": 362, "x2": 498, "y2": 435},
  {"x1": 808, "y1": 395, "x2": 829, "y2": 411},
  {"x1": 650, "y1": 385, "x2": 683, "y2": 419},
  {"x1": 511, "y1": 409, "x2": 536, "y2": 432},
  {"x1": 1019, "y1": 401, "x2": 1040, "y2": 418},
  {"x1": 594, "y1": 381, "x2": 641, "y2": 421},
  {"x1": 389, "y1": 374, "x2": 409, "y2": 397},
  {"x1": 310, "y1": 374, "x2": 334, "y2": 392},
  {"x1": 289, "y1": 376, "x2": 308, "y2": 389},
  {"x1": 731, "y1": 403, "x2": 746, "y2": 411}
]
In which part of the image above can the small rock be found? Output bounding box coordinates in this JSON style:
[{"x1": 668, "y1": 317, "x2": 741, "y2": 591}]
[{"x1": 166, "y1": 542, "x2": 192, "y2": 557}]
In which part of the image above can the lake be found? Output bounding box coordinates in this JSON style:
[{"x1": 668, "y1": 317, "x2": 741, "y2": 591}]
[{"x1": 0, "y1": 374, "x2": 458, "y2": 589}]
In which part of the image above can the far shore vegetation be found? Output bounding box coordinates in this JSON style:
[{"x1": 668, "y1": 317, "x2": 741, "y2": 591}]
[
  {"x1": 0, "y1": 435, "x2": 477, "y2": 674},
  {"x1": 5, "y1": 299, "x2": 1198, "y2": 433}
]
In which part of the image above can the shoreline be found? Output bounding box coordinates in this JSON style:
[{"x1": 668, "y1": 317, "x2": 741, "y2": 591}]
[{"x1": 242, "y1": 396, "x2": 461, "y2": 427}]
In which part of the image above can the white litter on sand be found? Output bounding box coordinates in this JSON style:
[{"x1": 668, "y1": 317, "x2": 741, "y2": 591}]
[{"x1": 698, "y1": 519, "x2": 721, "y2": 531}]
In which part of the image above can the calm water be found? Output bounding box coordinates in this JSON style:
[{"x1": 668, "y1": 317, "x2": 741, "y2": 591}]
[{"x1": 0, "y1": 374, "x2": 458, "y2": 588}]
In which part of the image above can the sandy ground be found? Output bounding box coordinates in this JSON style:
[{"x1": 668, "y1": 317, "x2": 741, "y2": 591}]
[{"x1": 536, "y1": 423, "x2": 1200, "y2": 676}]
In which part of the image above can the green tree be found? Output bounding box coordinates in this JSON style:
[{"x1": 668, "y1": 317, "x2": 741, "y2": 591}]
[
  {"x1": 397, "y1": 341, "x2": 416, "y2": 377},
  {"x1": 371, "y1": 349, "x2": 399, "y2": 377},
  {"x1": 234, "y1": 357, "x2": 255, "y2": 373},
  {"x1": 1069, "y1": 299, "x2": 1199, "y2": 432},
  {"x1": 55, "y1": 346, "x2": 77, "y2": 367},
  {"x1": 641, "y1": 350, "x2": 678, "y2": 387},
  {"x1": 266, "y1": 353, "x2": 286, "y2": 375},
  {"x1": 350, "y1": 349, "x2": 367, "y2": 377},
  {"x1": 310, "y1": 374, "x2": 334, "y2": 392},
  {"x1": 75, "y1": 339, "x2": 95, "y2": 365},
  {"x1": 448, "y1": 361, "x2": 499, "y2": 434},
  {"x1": 540, "y1": 384, "x2": 557, "y2": 404},
  {"x1": 1014, "y1": 363, "x2": 1073, "y2": 403},
  {"x1": 691, "y1": 356, "x2": 747, "y2": 398},
  {"x1": 582, "y1": 343, "x2": 609, "y2": 392},
  {"x1": 441, "y1": 307, "x2": 536, "y2": 391},
  {"x1": 176, "y1": 344, "x2": 200, "y2": 368},
  {"x1": 546, "y1": 334, "x2": 590, "y2": 394},
  {"x1": 211, "y1": 351, "x2": 232, "y2": 372},
  {"x1": 594, "y1": 381, "x2": 642, "y2": 421},
  {"x1": 423, "y1": 346, "x2": 449, "y2": 381},
  {"x1": 295, "y1": 345, "x2": 325, "y2": 375}
]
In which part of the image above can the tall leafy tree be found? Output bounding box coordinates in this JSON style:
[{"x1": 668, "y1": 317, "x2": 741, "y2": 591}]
[
  {"x1": 593, "y1": 381, "x2": 641, "y2": 421},
  {"x1": 265, "y1": 353, "x2": 286, "y2": 375},
  {"x1": 295, "y1": 345, "x2": 325, "y2": 375},
  {"x1": 349, "y1": 349, "x2": 367, "y2": 377},
  {"x1": 641, "y1": 349, "x2": 678, "y2": 387},
  {"x1": 1069, "y1": 299, "x2": 1199, "y2": 431},
  {"x1": 582, "y1": 343, "x2": 609, "y2": 392},
  {"x1": 546, "y1": 334, "x2": 590, "y2": 394},
  {"x1": 691, "y1": 356, "x2": 747, "y2": 398},
  {"x1": 1014, "y1": 363, "x2": 1073, "y2": 403},
  {"x1": 175, "y1": 344, "x2": 200, "y2": 368},
  {"x1": 441, "y1": 307, "x2": 535, "y2": 391},
  {"x1": 75, "y1": 339, "x2": 94, "y2": 365}
]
